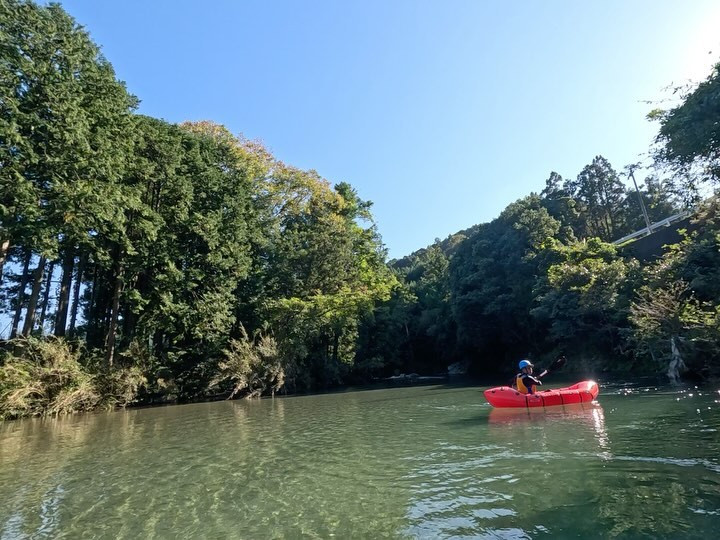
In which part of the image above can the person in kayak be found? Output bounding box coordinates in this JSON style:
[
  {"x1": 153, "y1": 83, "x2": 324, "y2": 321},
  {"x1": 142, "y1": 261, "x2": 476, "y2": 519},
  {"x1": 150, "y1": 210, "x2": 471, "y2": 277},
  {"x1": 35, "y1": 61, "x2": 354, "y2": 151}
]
[{"x1": 515, "y1": 359, "x2": 542, "y2": 394}]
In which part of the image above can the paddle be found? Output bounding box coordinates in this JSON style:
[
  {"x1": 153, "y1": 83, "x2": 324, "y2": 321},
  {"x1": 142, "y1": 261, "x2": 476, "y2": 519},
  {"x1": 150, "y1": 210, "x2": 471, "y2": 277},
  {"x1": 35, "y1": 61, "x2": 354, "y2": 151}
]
[{"x1": 538, "y1": 356, "x2": 566, "y2": 378}]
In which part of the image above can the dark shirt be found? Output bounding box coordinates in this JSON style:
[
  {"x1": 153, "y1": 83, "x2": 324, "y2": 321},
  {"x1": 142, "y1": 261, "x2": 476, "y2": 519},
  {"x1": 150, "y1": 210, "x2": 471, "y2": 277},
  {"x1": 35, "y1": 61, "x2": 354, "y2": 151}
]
[{"x1": 516, "y1": 373, "x2": 542, "y2": 394}]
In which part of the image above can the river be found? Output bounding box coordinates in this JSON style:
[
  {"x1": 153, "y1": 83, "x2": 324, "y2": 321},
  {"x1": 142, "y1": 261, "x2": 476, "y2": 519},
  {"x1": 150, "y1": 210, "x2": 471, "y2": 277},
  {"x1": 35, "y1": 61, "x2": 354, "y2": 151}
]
[{"x1": 1, "y1": 381, "x2": 719, "y2": 538}]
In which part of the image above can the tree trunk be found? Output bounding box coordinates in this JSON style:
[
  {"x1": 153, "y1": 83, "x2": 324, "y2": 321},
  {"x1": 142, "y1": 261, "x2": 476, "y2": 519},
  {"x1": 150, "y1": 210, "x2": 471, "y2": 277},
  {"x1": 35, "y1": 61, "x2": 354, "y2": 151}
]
[
  {"x1": 648, "y1": 343, "x2": 658, "y2": 365},
  {"x1": 120, "y1": 272, "x2": 141, "y2": 347},
  {"x1": 54, "y1": 249, "x2": 75, "y2": 337},
  {"x1": 9, "y1": 251, "x2": 32, "y2": 339},
  {"x1": 0, "y1": 237, "x2": 10, "y2": 285},
  {"x1": 22, "y1": 256, "x2": 47, "y2": 336},
  {"x1": 332, "y1": 330, "x2": 340, "y2": 364},
  {"x1": 85, "y1": 264, "x2": 102, "y2": 346},
  {"x1": 667, "y1": 335, "x2": 686, "y2": 384},
  {"x1": 105, "y1": 257, "x2": 123, "y2": 367},
  {"x1": 68, "y1": 254, "x2": 86, "y2": 337},
  {"x1": 38, "y1": 261, "x2": 55, "y2": 335}
]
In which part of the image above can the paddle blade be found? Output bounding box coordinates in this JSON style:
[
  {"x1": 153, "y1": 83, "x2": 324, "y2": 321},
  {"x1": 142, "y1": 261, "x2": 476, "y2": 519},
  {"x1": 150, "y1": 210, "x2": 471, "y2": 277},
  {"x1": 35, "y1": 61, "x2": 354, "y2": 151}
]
[
  {"x1": 549, "y1": 356, "x2": 567, "y2": 372},
  {"x1": 538, "y1": 356, "x2": 567, "y2": 378}
]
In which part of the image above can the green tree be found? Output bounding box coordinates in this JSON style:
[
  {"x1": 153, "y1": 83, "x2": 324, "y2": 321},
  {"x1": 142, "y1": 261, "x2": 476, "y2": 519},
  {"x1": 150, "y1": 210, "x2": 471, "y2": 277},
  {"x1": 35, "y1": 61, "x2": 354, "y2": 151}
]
[
  {"x1": 540, "y1": 171, "x2": 581, "y2": 241},
  {"x1": 259, "y1": 171, "x2": 395, "y2": 389},
  {"x1": 449, "y1": 195, "x2": 567, "y2": 373},
  {"x1": 651, "y1": 62, "x2": 720, "y2": 192},
  {"x1": 0, "y1": 0, "x2": 136, "y2": 333},
  {"x1": 630, "y1": 197, "x2": 720, "y2": 379},
  {"x1": 564, "y1": 156, "x2": 631, "y2": 241},
  {"x1": 96, "y1": 119, "x2": 259, "y2": 395},
  {"x1": 531, "y1": 238, "x2": 638, "y2": 369}
]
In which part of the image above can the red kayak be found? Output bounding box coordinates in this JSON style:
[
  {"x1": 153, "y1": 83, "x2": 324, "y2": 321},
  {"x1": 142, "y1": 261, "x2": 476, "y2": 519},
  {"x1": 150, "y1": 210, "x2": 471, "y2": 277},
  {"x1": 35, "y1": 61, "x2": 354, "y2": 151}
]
[{"x1": 484, "y1": 380, "x2": 599, "y2": 408}]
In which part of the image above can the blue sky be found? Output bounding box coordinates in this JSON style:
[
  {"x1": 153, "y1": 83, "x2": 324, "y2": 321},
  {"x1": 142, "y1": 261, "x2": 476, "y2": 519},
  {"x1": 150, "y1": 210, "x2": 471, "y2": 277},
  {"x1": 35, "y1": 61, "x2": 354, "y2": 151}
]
[{"x1": 57, "y1": 0, "x2": 720, "y2": 259}]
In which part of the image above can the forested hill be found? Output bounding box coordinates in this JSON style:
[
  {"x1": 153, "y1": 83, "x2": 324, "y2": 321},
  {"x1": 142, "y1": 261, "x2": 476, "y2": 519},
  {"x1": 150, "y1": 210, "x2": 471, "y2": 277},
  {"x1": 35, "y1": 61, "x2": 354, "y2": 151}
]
[
  {"x1": 390, "y1": 225, "x2": 480, "y2": 270},
  {"x1": 1, "y1": 1, "x2": 719, "y2": 419},
  {"x1": 363, "y1": 67, "x2": 720, "y2": 383}
]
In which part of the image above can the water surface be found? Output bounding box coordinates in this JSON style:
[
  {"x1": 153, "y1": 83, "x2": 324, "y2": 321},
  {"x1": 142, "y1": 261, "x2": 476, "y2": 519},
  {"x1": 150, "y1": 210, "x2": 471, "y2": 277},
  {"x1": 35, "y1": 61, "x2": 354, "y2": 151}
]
[{"x1": 2, "y1": 381, "x2": 720, "y2": 538}]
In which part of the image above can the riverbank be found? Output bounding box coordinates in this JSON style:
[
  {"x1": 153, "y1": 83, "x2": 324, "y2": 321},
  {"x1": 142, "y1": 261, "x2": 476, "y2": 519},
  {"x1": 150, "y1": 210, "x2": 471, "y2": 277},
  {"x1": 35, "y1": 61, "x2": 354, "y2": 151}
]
[{"x1": 3, "y1": 332, "x2": 715, "y2": 422}]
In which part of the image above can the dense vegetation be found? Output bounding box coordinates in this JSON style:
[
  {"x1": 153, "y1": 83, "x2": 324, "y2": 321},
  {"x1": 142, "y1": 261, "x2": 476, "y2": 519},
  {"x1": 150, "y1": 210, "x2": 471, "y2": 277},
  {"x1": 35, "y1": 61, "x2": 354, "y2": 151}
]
[{"x1": 1, "y1": 1, "x2": 719, "y2": 418}]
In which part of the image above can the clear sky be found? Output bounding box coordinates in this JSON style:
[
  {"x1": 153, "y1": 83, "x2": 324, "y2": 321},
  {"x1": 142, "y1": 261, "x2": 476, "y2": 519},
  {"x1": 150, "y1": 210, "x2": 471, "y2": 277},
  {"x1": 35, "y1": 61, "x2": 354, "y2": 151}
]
[{"x1": 55, "y1": 0, "x2": 720, "y2": 259}]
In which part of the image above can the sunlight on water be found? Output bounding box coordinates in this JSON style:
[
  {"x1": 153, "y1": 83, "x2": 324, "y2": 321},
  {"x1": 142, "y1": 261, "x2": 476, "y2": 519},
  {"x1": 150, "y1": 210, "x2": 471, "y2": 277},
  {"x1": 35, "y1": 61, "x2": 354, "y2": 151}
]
[{"x1": 1, "y1": 382, "x2": 720, "y2": 538}]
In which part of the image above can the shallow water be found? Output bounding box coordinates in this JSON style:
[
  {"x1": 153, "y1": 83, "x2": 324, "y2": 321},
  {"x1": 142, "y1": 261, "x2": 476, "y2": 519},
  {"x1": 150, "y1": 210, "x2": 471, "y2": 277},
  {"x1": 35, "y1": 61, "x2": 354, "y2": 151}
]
[{"x1": 1, "y1": 381, "x2": 720, "y2": 539}]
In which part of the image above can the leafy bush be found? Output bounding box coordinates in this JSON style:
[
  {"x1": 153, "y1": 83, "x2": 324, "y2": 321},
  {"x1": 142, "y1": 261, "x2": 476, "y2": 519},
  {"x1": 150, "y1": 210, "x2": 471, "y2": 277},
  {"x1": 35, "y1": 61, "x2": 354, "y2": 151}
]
[
  {"x1": 0, "y1": 338, "x2": 146, "y2": 420},
  {"x1": 211, "y1": 327, "x2": 285, "y2": 399}
]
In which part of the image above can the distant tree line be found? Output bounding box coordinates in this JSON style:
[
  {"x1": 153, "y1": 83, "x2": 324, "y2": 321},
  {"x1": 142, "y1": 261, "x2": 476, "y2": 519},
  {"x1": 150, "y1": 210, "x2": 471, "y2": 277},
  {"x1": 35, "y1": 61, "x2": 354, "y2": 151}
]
[
  {"x1": 361, "y1": 64, "x2": 720, "y2": 382},
  {"x1": 1, "y1": 1, "x2": 719, "y2": 418}
]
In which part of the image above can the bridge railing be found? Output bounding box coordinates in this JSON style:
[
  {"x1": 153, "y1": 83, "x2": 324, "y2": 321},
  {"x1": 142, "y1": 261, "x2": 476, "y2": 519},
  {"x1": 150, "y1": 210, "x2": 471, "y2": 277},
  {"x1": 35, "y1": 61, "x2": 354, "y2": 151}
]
[{"x1": 612, "y1": 211, "x2": 691, "y2": 246}]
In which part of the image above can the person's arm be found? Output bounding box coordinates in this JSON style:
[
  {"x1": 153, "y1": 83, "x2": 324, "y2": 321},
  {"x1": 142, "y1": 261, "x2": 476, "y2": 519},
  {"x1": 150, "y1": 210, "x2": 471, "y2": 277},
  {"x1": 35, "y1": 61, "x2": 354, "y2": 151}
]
[{"x1": 523, "y1": 374, "x2": 543, "y2": 393}]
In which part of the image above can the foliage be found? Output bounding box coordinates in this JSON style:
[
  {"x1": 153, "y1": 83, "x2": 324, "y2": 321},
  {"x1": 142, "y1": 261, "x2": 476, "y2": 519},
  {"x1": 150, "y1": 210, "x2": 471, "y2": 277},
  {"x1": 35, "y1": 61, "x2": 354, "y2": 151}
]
[
  {"x1": 2, "y1": 2, "x2": 720, "y2": 422},
  {"x1": 0, "y1": 1, "x2": 396, "y2": 416},
  {"x1": 0, "y1": 0, "x2": 136, "y2": 283},
  {"x1": 358, "y1": 243, "x2": 454, "y2": 377},
  {"x1": 564, "y1": 157, "x2": 629, "y2": 241},
  {"x1": 629, "y1": 199, "x2": 720, "y2": 378},
  {"x1": 211, "y1": 327, "x2": 284, "y2": 399},
  {"x1": 650, "y1": 62, "x2": 720, "y2": 201},
  {"x1": 531, "y1": 238, "x2": 639, "y2": 370},
  {"x1": 0, "y1": 337, "x2": 144, "y2": 419},
  {"x1": 449, "y1": 195, "x2": 566, "y2": 373}
]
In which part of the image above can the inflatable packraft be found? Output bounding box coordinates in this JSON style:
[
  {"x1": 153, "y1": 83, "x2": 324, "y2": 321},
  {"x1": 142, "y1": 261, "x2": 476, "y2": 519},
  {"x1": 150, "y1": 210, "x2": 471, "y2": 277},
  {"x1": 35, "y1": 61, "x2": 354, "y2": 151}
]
[{"x1": 484, "y1": 380, "x2": 599, "y2": 408}]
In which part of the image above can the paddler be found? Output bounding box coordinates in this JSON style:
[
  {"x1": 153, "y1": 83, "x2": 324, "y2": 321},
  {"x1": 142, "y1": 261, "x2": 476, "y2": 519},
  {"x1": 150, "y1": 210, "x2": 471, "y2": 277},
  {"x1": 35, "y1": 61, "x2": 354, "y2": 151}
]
[{"x1": 515, "y1": 359, "x2": 543, "y2": 395}]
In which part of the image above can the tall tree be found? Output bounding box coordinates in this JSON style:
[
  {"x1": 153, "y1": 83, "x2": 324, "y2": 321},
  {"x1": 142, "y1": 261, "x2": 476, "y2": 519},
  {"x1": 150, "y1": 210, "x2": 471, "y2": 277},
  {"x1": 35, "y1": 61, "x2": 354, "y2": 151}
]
[
  {"x1": 564, "y1": 156, "x2": 630, "y2": 241},
  {"x1": 650, "y1": 62, "x2": 720, "y2": 196},
  {"x1": 21, "y1": 255, "x2": 45, "y2": 335},
  {"x1": 531, "y1": 238, "x2": 637, "y2": 365},
  {"x1": 8, "y1": 249, "x2": 31, "y2": 338},
  {"x1": 1, "y1": 0, "x2": 136, "y2": 340},
  {"x1": 540, "y1": 171, "x2": 581, "y2": 241},
  {"x1": 37, "y1": 260, "x2": 54, "y2": 334}
]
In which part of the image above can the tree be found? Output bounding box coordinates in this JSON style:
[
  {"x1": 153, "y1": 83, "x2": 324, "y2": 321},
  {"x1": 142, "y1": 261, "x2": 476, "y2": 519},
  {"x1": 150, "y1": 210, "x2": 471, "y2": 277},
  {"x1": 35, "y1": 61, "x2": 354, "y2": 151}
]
[
  {"x1": 0, "y1": 0, "x2": 136, "y2": 338},
  {"x1": 258, "y1": 171, "x2": 395, "y2": 389},
  {"x1": 564, "y1": 156, "x2": 631, "y2": 241},
  {"x1": 103, "y1": 119, "x2": 258, "y2": 390},
  {"x1": 650, "y1": 62, "x2": 720, "y2": 201},
  {"x1": 449, "y1": 195, "x2": 567, "y2": 373},
  {"x1": 630, "y1": 197, "x2": 720, "y2": 379},
  {"x1": 531, "y1": 238, "x2": 638, "y2": 368}
]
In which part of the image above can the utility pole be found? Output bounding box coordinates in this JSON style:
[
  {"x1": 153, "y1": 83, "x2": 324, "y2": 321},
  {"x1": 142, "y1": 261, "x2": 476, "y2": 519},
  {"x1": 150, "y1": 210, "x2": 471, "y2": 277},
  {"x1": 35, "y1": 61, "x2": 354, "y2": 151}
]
[{"x1": 628, "y1": 165, "x2": 652, "y2": 236}]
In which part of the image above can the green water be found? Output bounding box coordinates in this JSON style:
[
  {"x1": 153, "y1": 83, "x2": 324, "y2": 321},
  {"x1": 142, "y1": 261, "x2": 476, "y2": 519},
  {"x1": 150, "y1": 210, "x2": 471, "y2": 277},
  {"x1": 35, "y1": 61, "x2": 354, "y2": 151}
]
[{"x1": 1, "y1": 382, "x2": 720, "y2": 539}]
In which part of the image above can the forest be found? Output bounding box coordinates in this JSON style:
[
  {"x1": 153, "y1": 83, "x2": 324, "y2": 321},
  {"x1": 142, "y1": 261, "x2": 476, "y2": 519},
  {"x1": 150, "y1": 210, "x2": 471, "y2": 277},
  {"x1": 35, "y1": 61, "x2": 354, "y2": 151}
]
[{"x1": 1, "y1": 1, "x2": 719, "y2": 419}]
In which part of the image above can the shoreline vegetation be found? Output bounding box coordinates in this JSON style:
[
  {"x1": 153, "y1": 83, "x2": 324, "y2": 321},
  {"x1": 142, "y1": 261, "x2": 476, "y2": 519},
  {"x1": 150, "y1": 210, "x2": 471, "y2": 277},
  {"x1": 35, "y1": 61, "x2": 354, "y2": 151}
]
[{"x1": 1, "y1": 1, "x2": 719, "y2": 420}]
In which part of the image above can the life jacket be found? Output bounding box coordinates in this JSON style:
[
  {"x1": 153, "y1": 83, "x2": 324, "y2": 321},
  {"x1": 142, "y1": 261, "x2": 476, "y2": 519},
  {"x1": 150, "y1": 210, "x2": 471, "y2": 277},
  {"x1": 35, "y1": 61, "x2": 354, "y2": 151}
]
[{"x1": 515, "y1": 373, "x2": 536, "y2": 395}]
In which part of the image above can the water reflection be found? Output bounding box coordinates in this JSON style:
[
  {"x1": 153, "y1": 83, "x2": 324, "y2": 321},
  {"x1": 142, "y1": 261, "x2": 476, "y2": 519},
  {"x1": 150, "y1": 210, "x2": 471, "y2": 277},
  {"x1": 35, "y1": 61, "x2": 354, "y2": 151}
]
[
  {"x1": 488, "y1": 402, "x2": 612, "y2": 458},
  {"x1": 404, "y1": 402, "x2": 620, "y2": 538},
  {"x1": 2, "y1": 385, "x2": 720, "y2": 538},
  {"x1": 1, "y1": 413, "x2": 110, "y2": 539},
  {"x1": 487, "y1": 402, "x2": 603, "y2": 425}
]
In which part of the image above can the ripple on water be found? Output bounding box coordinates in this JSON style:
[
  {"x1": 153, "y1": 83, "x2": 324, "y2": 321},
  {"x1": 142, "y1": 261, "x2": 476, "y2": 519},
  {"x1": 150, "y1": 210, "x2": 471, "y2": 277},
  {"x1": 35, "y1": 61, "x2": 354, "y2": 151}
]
[{"x1": 3, "y1": 384, "x2": 720, "y2": 538}]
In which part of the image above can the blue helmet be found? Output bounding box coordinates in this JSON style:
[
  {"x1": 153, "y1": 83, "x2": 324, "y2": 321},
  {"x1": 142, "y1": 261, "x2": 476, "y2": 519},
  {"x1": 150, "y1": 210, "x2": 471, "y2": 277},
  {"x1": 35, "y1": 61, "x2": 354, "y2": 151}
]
[{"x1": 518, "y1": 359, "x2": 533, "y2": 370}]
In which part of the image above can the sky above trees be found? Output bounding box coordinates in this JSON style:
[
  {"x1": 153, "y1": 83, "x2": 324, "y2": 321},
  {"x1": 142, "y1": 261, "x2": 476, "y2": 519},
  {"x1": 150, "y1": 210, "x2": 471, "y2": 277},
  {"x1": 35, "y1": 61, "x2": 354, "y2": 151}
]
[{"x1": 55, "y1": 0, "x2": 720, "y2": 258}]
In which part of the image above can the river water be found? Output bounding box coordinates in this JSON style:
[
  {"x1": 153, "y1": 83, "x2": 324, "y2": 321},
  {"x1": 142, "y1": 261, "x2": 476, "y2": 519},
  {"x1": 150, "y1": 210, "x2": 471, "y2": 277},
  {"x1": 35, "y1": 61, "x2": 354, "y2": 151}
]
[{"x1": 1, "y1": 381, "x2": 719, "y2": 539}]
